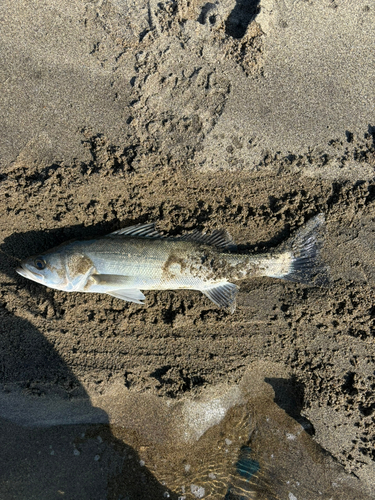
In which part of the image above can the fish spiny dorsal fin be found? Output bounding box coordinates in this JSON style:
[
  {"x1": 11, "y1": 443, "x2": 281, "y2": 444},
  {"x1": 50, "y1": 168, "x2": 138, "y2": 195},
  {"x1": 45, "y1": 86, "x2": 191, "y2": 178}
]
[
  {"x1": 180, "y1": 228, "x2": 237, "y2": 251},
  {"x1": 106, "y1": 222, "x2": 165, "y2": 239}
]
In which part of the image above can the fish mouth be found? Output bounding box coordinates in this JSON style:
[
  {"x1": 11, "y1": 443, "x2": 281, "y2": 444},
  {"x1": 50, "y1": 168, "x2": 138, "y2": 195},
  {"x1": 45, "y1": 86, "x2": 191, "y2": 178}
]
[{"x1": 16, "y1": 266, "x2": 43, "y2": 282}]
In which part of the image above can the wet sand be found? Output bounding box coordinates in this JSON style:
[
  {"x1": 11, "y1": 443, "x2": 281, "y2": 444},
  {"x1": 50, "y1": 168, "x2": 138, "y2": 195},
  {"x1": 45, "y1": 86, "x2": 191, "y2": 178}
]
[{"x1": 1, "y1": 0, "x2": 375, "y2": 498}]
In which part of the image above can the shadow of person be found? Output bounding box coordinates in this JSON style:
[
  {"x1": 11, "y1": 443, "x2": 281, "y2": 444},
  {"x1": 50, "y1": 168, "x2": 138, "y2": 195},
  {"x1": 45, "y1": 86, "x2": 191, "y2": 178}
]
[{"x1": 0, "y1": 227, "x2": 178, "y2": 499}]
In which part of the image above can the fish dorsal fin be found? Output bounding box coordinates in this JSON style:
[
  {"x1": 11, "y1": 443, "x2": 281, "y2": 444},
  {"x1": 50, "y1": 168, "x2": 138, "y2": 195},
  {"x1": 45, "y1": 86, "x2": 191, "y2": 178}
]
[
  {"x1": 106, "y1": 222, "x2": 164, "y2": 239},
  {"x1": 106, "y1": 223, "x2": 236, "y2": 249},
  {"x1": 180, "y1": 228, "x2": 237, "y2": 251},
  {"x1": 201, "y1": 282, "x2": 239, "y2": 313}
]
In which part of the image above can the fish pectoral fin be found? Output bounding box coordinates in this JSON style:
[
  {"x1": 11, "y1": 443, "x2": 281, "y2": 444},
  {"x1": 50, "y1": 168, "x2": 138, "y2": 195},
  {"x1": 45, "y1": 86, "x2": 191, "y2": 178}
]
[
  {"x1": 201, "y1": 283, "x2": 239, "y2": 314},
  {"x1": 92, "y1": 274, "x2": 136, "y2": 288},
  {"x1": 106, "y1": 288, "x2": 146, "y2": 304},
  {"x1": 93, "y1": 275, "x2": 146, "y2": 303}
]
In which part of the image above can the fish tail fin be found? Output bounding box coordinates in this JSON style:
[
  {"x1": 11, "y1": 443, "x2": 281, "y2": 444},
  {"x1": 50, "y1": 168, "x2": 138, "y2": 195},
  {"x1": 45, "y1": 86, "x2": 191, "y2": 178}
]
[{"x1": 270, "y1": 214, "x2": 329, "y2": 286}]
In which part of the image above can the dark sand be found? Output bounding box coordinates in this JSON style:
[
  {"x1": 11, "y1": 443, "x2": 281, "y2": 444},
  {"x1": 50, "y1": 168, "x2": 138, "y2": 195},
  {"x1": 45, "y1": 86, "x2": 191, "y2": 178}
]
[{"x1": 1, "y1": 0, "x2": 375, "y2": 498}]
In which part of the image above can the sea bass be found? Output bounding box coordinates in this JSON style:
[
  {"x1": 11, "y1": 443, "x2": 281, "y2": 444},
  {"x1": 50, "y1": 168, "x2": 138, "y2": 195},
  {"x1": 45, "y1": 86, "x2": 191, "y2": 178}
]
[{"x1": 16, "y1": 215, "x2": 327, "y2": 313}]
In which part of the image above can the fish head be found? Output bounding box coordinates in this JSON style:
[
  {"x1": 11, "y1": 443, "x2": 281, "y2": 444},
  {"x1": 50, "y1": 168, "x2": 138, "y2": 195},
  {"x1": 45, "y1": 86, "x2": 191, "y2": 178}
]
[{"x1": 16, "y1": 250, "x2": 69, "y2": 290}]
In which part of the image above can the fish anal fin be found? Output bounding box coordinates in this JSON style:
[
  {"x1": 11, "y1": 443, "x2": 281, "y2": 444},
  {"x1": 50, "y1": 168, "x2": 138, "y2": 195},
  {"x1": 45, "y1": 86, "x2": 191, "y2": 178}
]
[
  {"x1": 106, "y1": 288, "x2": 146, "y2": 304},
  {"x1": 201, "y1": 282, "x2": 239, "y2": 313},
  {"x1": 181, "y1": 228, "x2": 237, "y2": 251},
  {"x1": 106, "y1": 222, "x2": 164, "y2": 239}
]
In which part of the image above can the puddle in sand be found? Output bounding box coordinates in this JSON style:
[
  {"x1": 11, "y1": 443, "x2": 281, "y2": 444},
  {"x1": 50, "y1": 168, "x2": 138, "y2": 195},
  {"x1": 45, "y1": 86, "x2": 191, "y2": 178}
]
[
  {"x1": 0, "y1": 362, "x2": 369, "y2": 499},
  {"x1": 87, "y1": 362, "x2": 367, "y2": 500}
]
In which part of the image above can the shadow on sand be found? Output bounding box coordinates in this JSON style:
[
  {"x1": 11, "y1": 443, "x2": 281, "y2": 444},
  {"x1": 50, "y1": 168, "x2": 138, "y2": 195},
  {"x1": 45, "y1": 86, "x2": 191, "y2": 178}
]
[{"x1": 0, "y1": 227, "x2": 178, "y2": 499}]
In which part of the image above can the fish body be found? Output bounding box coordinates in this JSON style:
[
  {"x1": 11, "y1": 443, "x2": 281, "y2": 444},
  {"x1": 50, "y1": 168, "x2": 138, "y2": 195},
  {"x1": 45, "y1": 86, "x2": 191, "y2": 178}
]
[{"x1": 17, "y1": 215, "x2": 327, "y2": 313}]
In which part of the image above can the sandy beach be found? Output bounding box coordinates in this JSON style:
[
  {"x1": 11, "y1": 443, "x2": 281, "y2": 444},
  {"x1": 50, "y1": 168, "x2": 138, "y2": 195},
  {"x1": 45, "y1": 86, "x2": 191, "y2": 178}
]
[{"x1": 1, "y1": 0, "x2": 375, "y2": 498}]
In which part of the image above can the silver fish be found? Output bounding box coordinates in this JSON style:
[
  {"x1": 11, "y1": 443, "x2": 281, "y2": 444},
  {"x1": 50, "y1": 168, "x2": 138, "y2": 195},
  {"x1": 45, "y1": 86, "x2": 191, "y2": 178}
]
[{"x1": 16, "y1": 215, "x2": 327, "y2": 313}]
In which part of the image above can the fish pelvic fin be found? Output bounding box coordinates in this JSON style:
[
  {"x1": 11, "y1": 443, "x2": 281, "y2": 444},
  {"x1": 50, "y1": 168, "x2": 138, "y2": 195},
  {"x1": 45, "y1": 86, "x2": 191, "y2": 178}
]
[
  {"x1": 201, "y1": 282, "x2": 239, "y2": 313},
  {"x1": 106, "y1": 288, "x2": 146, "y2": 304},
  {"x1": 273, "y1": 213, "x2": 329, "y2": 286}
]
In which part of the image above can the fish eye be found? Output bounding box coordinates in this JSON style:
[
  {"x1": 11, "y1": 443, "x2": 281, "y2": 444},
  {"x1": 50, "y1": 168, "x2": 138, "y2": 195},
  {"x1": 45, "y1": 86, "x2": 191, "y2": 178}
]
[{"x1": 34, "y1": 258, "x2": 46, "y2": 270}]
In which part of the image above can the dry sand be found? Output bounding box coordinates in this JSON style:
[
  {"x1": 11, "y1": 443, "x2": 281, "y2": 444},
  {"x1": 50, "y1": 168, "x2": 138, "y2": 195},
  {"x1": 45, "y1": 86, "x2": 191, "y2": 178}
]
[{"x1": 1, "y1": 0, "x2": 375, "y2": 498}]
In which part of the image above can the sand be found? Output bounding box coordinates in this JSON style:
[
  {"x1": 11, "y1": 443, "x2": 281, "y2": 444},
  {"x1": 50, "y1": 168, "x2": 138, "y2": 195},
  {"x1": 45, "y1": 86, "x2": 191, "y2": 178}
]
[{"x1": 1, "y1": 0, "x2": 375, "y2": 498}]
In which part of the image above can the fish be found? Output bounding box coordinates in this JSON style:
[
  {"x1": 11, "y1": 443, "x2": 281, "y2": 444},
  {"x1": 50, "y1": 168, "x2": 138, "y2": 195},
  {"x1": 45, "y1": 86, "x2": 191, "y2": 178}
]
[{"x1": 16, "y1": 214, "x2": 327, "y2": 313}]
